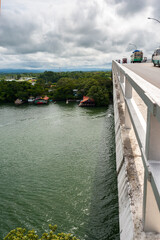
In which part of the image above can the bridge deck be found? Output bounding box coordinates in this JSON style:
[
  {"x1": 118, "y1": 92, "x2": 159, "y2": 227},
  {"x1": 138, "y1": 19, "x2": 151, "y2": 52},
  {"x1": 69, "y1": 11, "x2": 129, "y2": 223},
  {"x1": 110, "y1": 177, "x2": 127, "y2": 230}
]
[{"x1": 124, "y1": 62, "x2": 160, "y2": 89}]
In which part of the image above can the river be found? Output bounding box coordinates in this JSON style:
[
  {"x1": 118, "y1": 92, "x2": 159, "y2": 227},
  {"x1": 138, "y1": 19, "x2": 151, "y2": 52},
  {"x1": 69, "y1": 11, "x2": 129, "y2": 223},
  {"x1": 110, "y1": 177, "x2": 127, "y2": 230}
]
[{"x1": 0, "y1": 102, "x2": 119, "y2": 240}]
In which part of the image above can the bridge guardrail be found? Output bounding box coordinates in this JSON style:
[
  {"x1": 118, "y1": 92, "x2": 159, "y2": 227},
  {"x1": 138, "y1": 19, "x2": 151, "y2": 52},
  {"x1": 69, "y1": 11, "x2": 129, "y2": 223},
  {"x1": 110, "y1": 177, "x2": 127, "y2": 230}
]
[{"x1": 112, "y1": 60, "x2": 160, "y2": 233}]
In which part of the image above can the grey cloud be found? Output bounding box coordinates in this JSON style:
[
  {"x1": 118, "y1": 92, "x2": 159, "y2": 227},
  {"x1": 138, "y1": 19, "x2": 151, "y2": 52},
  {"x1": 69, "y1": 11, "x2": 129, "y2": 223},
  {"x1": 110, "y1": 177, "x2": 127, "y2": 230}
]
[
  {"x1": 0, "y1": 0, "x2": 159, "y2": 69},
  {"x1": 118, "y1": 1, "x2": 147, "y2": 16},
  {"x1": 0, "y1": 10, "x2": 65, "y2": 56},
  {"x1": 105, "y1": 0, "x2": 147, "y2": 17},
  {"x1": 0, "y1": 12, "x2": 40, "y2": 51},
  {"x1": 75, "y1": 28, "x2": 106, "y2": 49},
  {"x1": 0, "y1": 0, "x2": 106, "y2": 61},
  {"x1": 54, "y1": 2, "x2": 107, "y2": 51},
  {"x1": 59, "y1": 0, "x2": 100, "y2": 34},
  {"x1": 149, "y1": 0, "x2": 160, "y2": 20}
]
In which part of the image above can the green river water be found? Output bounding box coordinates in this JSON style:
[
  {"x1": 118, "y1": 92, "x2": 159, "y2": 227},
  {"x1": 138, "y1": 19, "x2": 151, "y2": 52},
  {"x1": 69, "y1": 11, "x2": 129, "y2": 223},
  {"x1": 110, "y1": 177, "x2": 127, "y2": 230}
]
[{"x1": 0, "y1": 102, "x2": 119, "y2": 240}]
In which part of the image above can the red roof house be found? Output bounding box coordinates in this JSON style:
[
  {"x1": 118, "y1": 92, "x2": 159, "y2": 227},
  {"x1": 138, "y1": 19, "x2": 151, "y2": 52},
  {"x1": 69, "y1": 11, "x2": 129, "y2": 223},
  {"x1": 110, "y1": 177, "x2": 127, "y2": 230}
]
[{"x1": 79, "y1": 96, "x2": 95, "y2": 107}]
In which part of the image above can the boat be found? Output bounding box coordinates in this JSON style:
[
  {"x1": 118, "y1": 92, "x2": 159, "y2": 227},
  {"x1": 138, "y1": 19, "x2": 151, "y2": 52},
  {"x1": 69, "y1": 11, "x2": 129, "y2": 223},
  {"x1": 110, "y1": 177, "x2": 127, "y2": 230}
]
[
  {"x1": 79, "y1": 96, "x2": 95, "y2": 107},
  {"x1": 28, "y1": 96, "x2": 35, "y2": 103},
  {"x1": 34, "y1": 96, "x2": 49, "y2": 105}
]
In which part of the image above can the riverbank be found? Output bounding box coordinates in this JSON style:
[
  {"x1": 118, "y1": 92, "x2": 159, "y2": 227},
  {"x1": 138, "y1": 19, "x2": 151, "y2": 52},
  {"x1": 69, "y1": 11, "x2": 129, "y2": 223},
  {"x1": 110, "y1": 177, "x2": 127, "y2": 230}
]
[{"x1": 0, "y1": 71, "x2": 112, "y2": 107}]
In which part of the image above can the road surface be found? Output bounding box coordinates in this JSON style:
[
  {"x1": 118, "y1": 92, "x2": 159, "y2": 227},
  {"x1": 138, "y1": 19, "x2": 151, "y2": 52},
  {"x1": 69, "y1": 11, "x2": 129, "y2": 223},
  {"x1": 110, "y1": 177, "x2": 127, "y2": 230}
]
[{"x1": 124, "y1": 62, "x2": 160, "y2": 89}]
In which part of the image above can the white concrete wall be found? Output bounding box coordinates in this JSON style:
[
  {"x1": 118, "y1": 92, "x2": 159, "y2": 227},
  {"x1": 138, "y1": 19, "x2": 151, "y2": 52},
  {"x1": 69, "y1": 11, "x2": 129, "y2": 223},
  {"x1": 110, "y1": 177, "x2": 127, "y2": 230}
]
[{"x1": 113, "y1": 74, "x2": 134, "y2": 240}]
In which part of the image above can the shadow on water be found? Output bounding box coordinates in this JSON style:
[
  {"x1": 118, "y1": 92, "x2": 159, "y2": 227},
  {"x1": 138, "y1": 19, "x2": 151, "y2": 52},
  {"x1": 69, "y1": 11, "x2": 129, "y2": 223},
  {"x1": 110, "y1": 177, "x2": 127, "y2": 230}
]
[{"x1": 85, "y1": 105, "x2": 120, "y2": 240}]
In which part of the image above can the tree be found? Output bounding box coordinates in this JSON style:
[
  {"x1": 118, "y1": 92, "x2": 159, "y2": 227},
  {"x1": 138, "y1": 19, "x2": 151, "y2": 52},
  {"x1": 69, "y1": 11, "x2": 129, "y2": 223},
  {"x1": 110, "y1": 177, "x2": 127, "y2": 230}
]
[
  {"x1": 53, "y1": 78, "x2": 76, "y2": 100},
  {"x1": 0, "y1": 71, "x2": 112, "y2": 105},
  {"x1": 16, "y1": 74, "x2": 21, "y2": 80},
  {"x1": 3, "y1": 225, "x2": 80, "y2": 240},
  {"x1": 87, "y1": 85, "x2": 109, "y2": 106}
]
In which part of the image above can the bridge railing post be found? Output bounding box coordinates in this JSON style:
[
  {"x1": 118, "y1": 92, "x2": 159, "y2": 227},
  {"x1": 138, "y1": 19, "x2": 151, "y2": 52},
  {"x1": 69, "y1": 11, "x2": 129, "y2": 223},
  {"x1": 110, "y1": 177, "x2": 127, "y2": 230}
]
[
  {"x1": 143, "y1": 109, "x2": 160, "y2": 232},
  {"x1": 120, "y1": 70, "x2": 124, "y2": 84},
  {"x1": 145, "y1": 110, "x2": 160, "y2": 160},
  {"x1": 120, "y1": 70, "x2": 124, "y2": 102},
  {"x1": 143, "y1": 174, "x2": 160, "y2": 232},
  {"x1": 125, "y1": 76, "x2": 132, "y2": 129}
]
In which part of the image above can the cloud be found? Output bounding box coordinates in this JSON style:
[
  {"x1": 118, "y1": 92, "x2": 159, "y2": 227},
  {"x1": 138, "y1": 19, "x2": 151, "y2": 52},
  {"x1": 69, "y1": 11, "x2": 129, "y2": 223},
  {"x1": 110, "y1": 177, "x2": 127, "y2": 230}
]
[
  {"x1": 114, "y1": 0, "x2": 148, "y2": 16},
  {"x1": 150, "y1": 0, "x2": 160, "y2": 18},
  {"x1": 0, "y1": 0, "x2": 159, "y2": 69}
]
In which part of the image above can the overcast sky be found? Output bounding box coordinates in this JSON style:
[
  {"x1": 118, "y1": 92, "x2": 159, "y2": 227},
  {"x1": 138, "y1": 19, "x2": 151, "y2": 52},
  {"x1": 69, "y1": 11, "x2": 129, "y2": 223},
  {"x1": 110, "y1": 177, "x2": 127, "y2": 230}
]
[{"x1": 0, "y1": 0, "x2": 160, "y2": 70}]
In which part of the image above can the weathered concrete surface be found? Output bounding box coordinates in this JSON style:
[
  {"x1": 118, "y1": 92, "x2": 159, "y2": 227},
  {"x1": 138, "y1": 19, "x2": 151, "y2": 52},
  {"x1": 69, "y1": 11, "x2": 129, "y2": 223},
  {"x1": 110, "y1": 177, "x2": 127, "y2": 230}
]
[
  {"x1": 114, "y1": 79, "x2": 160, "y2": 239},
  {"x1": 114, "y1": 84, "x2": 134, "y2": 240}
]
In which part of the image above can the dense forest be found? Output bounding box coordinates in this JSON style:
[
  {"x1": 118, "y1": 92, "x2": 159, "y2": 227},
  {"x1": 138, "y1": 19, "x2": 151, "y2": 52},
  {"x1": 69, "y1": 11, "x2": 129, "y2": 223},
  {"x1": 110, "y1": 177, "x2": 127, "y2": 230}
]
[{"x1": 0, "y1": 71, "x2": 112, "y2": 106}]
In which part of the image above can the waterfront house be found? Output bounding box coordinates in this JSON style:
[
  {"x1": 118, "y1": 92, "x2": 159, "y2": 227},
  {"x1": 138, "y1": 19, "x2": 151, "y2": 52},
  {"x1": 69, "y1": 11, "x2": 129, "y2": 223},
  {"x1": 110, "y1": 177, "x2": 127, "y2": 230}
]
[
  {"x1": 34, "y1": 96, "x2": 49, "y2": 105},
  {"x1": 79, "y1": 96, "x2": 95, "y2": 107},
  {"x1": 15, "y1": 99, "x2": 23, "y2": 105}
]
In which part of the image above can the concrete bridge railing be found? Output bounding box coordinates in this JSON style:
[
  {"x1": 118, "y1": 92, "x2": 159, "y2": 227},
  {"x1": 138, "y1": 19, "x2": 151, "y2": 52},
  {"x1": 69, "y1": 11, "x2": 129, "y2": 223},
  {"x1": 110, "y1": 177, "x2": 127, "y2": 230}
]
[{"x1": 112, "y1": 60, "x2": 160, "y2": 233}]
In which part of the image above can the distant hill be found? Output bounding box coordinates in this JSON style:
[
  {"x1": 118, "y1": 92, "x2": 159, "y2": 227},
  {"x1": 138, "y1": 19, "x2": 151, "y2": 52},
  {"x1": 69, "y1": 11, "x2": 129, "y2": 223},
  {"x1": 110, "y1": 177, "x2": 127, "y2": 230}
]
[
  {"x1": 0, "y1": 66, "x2": 111, "y2": 74},
  {"x1": 0, "y1": 69, "x2": 45, "y2": 74}
]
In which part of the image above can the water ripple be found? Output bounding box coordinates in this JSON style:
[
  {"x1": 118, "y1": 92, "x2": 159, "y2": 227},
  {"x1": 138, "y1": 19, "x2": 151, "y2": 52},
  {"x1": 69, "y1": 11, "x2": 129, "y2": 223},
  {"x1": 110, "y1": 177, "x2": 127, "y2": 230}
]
[{"x1": 0, "y1": 103, "x2": 119, "y2": 239}]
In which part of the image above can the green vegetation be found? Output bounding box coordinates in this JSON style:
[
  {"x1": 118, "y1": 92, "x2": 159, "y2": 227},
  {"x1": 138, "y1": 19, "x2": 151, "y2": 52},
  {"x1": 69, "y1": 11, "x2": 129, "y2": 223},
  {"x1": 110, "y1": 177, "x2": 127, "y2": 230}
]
[
  {"x1": 0, "y1": 71, "x2": 112, "y2": 106},
  {"x1": 0, "y1": 81, "x2": 45, "y2": 102},
  {"x1": 3, "y1": 224, "x2": 79, "y2": 240}
]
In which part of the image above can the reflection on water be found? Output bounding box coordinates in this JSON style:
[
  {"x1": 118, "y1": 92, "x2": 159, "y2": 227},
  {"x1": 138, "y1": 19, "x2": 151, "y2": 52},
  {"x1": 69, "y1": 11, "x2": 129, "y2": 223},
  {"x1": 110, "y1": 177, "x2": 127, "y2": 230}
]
[{"x1": 0, "y1": 103, "x2": 119, "y2": 239}]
